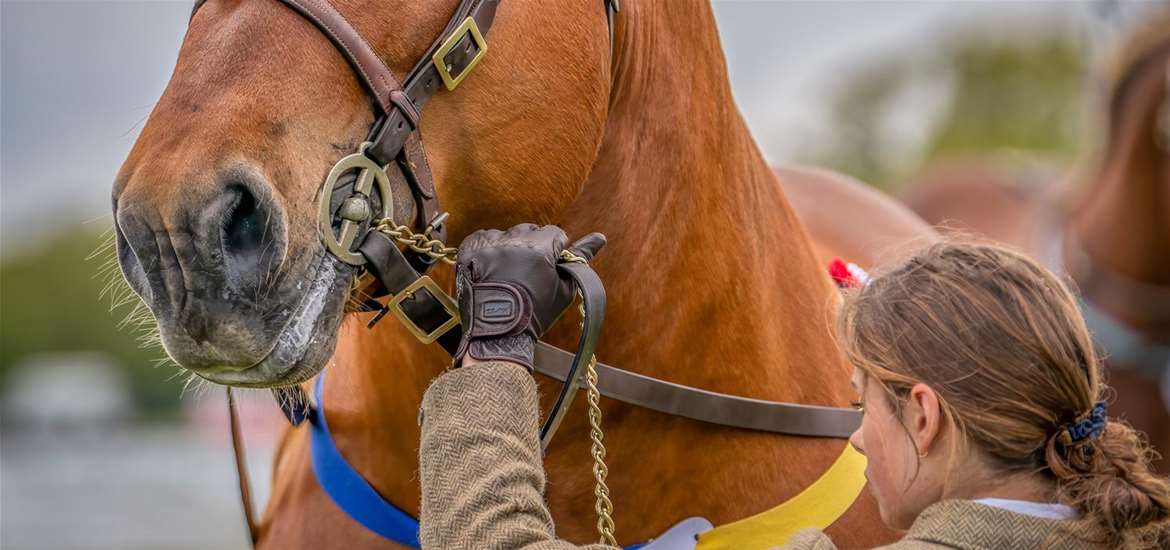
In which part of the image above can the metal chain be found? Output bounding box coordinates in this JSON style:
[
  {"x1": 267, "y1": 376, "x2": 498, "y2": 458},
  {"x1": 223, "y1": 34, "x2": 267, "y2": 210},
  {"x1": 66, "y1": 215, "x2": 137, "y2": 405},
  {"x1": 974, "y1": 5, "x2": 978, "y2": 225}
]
[
  {"x1": 584, "y1": 352, "x2": 616, "y2": 546},
  {"x1": 372, "y1": 219, "x2": 458, "y2": 265},
  {"x1": 560, "y1": 250, "x2": 617, "y2": 546}
]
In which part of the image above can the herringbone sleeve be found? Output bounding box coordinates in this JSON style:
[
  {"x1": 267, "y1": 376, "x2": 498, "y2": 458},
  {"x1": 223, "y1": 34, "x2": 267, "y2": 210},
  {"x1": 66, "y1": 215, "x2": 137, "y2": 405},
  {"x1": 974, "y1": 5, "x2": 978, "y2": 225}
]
[{"x1": 419, "y1": 361, "x2": 615, "y2": 550}]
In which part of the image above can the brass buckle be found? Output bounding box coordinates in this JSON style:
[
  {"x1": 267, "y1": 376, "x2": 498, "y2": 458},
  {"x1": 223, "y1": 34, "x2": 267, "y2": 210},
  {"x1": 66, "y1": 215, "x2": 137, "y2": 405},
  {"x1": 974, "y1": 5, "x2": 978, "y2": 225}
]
[
  {"x1": 431, "y1": 17, "x2": 488, "y2": 91},
  {"x1": 387, "y1": 276, "x2": 460, "y2": 344}
]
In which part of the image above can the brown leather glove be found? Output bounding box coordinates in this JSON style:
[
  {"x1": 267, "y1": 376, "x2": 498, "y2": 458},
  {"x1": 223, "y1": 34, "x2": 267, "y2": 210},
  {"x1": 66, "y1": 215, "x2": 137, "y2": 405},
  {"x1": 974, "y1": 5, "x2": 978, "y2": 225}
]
[{"x1": 453, "y1": 224, "x2": 606, "y2": 369}]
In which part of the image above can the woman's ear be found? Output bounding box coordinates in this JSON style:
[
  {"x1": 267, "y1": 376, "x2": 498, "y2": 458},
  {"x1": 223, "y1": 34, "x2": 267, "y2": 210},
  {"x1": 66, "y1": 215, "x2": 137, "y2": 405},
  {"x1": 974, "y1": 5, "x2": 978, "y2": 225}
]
[{"x1": 903, "y1": 383, "x2": 942, "y2": 457}]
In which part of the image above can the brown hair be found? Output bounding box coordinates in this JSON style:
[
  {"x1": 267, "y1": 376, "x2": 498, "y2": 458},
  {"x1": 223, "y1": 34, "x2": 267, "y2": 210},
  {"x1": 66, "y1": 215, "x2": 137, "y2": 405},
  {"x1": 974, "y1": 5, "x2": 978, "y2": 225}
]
[{"x1": 837, "y1": 240, "x2": 1170, "y2": 549}]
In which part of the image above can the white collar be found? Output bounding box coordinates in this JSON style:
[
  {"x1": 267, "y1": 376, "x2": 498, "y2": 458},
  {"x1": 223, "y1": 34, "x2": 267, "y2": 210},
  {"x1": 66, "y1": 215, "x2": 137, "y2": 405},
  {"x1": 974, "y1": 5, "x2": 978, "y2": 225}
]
[{"x1": 973, "y1": 497, "x2": 1078, "y2": 520}]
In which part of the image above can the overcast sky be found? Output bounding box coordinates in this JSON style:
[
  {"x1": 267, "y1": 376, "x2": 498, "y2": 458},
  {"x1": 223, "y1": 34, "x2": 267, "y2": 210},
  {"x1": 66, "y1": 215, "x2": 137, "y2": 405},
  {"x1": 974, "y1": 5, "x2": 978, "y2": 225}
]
[{"x1": 0, "y1": 0, "x2": 1113, "y2": 256}]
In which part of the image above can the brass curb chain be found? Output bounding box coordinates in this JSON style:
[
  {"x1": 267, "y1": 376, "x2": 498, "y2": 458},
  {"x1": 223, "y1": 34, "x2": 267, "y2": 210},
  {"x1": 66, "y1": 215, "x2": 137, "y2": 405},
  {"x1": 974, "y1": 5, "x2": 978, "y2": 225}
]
[
  {"x1": 372, "y1": 220, "x2": 458, "y2": 265},
  {"x1": 561, "y1": 250, "x2": 617, "y2": 546}
]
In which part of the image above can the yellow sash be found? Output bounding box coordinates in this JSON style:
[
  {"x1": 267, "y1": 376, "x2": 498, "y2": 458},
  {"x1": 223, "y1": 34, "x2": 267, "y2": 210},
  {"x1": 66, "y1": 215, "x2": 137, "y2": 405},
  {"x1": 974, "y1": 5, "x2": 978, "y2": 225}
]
[{"x1": 696, "y1": 444, "x2": 867, "y2": 550}]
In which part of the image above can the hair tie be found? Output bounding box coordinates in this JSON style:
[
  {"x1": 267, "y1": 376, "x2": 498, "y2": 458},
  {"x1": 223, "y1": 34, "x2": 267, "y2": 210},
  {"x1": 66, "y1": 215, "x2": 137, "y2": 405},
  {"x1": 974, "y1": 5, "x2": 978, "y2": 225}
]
[{"x1": 1065, "y1": 401, "x2": 1108, "y2": 442}]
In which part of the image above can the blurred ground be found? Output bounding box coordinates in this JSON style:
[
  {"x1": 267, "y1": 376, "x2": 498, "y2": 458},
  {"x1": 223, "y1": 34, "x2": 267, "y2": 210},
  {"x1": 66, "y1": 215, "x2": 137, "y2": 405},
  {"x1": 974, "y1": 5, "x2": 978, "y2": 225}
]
[
  {"x1": 2, "y1": 427, "x2": 273, "y2": 550},
  {"x1": 2, "y1": 382, "x2": 281, "y2": 550}
]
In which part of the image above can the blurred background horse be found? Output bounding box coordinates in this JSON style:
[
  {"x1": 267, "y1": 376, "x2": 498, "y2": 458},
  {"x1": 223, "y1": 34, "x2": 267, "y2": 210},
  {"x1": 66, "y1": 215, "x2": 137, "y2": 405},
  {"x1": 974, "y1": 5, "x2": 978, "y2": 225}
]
[{"x1": 904, "y1": 9, "x2": 1170, "y2": 470}]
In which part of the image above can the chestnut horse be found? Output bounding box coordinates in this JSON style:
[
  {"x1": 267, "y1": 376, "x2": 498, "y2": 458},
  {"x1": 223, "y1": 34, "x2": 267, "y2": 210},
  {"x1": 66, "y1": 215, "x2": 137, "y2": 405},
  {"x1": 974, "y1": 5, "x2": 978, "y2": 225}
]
[
  {"x1": 904, "y1": 17, "x2": 1170, "y2": 471},
  {"x1": 112, "y1": 0, "x2": 894, "y2": 546}
]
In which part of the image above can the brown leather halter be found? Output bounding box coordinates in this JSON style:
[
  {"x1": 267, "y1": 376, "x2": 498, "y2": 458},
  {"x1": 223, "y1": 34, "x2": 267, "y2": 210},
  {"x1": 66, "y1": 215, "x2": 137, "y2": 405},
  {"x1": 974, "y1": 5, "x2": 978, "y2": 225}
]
[
  {"x1": 193, "y1": 0, "x2": 616, "y2": 446},
  {"x1": 193, "y1": 0, "x2": 510, "y2": 268}
]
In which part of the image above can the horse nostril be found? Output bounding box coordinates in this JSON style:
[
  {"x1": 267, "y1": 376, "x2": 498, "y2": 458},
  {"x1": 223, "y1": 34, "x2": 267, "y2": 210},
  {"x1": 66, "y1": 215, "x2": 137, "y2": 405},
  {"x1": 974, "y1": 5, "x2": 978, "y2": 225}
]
[
  {"x1": 219, "y1": 183, "x2": 284, "y2": 293},
  {"x1": 223, "y1": 184, "x2": 264, "y2": 261}
]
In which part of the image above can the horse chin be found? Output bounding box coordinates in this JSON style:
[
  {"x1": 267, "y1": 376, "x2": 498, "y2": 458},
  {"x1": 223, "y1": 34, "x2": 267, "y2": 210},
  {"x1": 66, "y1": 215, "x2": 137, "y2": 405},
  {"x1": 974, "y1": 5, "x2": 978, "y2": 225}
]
[{"x1": 193, "y1": 252, "x2": 353, "y2": 389}]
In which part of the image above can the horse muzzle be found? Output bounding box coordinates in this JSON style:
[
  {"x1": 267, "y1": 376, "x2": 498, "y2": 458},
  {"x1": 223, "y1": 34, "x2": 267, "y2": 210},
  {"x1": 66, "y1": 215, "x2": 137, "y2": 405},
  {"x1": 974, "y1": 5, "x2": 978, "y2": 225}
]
[{"x1": 113, "y1": 172, "x2": 351, "y2": 387}]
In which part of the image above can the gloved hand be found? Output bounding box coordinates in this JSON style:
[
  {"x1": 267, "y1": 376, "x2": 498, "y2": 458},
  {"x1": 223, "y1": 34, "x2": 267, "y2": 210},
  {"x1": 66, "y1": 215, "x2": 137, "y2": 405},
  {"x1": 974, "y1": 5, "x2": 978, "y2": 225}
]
[{"x1": 453, "y1": 224, "x2": 606, "y2": 369}]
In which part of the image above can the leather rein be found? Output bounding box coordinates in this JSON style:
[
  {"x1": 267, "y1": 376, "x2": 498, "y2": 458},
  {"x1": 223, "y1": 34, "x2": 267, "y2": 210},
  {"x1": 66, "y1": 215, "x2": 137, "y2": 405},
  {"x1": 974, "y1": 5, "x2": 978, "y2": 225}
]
[{"x1": 190, "y1": 0, "x2": 864, "y2": 545}]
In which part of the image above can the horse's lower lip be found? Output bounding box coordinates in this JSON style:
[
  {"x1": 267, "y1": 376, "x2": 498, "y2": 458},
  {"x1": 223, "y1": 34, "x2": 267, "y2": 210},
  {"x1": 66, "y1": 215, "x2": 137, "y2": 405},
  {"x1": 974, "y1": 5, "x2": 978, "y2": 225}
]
[
  {"x1": 192, "y1": 356, "x2": 305, "y2": 388},
  {"x1": 189, "y1": 252, "x2": 350, "y2": 388},
  {"x1": 189, "y1": 362, "x2": 258, "y2": 376}
]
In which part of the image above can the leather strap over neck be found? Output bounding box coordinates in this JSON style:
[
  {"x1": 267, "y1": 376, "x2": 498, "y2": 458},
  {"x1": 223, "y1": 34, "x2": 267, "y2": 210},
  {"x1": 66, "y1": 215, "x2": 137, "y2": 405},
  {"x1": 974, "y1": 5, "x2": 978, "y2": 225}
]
[
  {"x1": 355, "y1": 231, "x2": 862, "y2": 440},
  {"x1": 365, "y1": 0, "x2": 500, "y2": 166}
]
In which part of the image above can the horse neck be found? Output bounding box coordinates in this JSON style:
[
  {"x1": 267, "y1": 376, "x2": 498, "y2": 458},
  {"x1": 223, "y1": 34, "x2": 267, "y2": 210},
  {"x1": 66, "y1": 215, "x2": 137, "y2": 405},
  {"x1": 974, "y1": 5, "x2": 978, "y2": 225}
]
[{"x1": 558, "y1": 0, "x2": 846, "y2": 398}]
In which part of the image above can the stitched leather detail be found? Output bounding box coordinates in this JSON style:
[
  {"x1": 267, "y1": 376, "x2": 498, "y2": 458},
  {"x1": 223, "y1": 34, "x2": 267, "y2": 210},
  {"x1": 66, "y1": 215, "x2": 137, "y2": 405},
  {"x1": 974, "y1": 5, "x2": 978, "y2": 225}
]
[
  {"x1": 390, "y1": 91, "x2": 420, "y2": 129},
  {"x1": 468, "y1": 334, "x2": 535, "y2": 370},
  {"x1": 467, "y1": 282, "x2": 530, "y2": 338}
]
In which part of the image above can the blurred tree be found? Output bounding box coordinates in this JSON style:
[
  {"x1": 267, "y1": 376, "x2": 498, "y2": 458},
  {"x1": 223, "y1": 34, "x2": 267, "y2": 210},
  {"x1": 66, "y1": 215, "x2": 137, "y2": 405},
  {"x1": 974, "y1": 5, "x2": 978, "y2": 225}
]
[
  {"x1": 809, "y1": 59, "x2": 907, "y2": 189},
  {"x1": 0, "y1": 225, "x2": 182, "y2": 417},
  {"x1": 814, "y1": 61, "x2": 910, "y2": 190},
  {"x1": 810, "y1": 26, "x2": 1086, "y2": 190},
  {"x1": 927, "y1": 34, "x2": 1084, "y2": 159}
]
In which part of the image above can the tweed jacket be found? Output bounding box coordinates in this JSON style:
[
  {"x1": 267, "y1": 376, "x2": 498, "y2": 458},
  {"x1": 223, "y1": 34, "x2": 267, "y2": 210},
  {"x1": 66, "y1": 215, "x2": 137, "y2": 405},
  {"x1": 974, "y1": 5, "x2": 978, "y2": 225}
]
[
  {"x1": 418, "y1": 362, "x2": 1103, "y2": 550},
  {"x1": 785, "y1": 500, "x2": 1102, "y2": 549}
]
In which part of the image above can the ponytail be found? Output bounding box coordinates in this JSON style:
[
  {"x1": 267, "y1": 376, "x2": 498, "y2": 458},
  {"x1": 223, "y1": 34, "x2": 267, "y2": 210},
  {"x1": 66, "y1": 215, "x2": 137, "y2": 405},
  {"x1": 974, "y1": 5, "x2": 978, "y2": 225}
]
[{"x1": 1046, "y1": 419, "x2": 1170, "y2": 549}]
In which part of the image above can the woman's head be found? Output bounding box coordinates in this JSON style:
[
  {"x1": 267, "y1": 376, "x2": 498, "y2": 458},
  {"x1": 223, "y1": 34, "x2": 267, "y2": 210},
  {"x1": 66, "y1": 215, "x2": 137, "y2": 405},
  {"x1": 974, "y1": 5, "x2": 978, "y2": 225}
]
[{"x1": 838, "y1": 240, "x2": 1170, "y2": 547}]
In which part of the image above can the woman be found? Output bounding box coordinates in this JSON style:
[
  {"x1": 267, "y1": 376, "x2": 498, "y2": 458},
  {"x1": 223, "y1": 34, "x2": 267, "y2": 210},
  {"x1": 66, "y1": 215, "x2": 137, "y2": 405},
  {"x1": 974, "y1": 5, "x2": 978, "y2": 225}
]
[{"x1": 418, "y1": 225, "x2": 1170, "y2": 549}]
